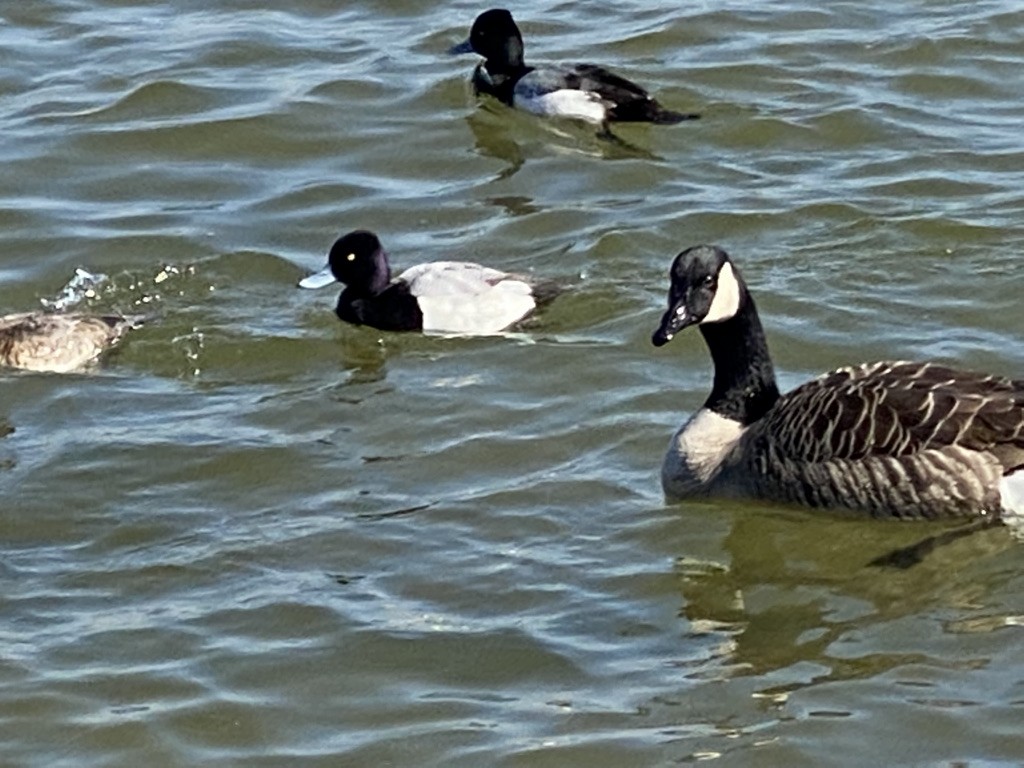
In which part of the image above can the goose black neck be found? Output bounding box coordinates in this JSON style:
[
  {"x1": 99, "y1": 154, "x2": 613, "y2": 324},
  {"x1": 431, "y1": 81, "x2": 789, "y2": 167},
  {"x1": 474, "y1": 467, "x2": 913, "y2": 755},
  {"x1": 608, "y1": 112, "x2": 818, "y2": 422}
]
[{"x1": 698, "y1": 293, "x2": 780, "y2": 425}]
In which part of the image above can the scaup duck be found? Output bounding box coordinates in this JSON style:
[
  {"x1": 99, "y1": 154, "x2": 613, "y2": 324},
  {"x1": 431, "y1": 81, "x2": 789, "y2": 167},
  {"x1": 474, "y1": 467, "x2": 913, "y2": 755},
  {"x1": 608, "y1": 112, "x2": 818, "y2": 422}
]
[
  {"x1": 299, "y1": 230, "x2": 552, "y2": 335},
  {"x1": 449, "y1": 9, "x2": 699, "y2": 127},
  {"x1": 652, "y1": 245, "x2": 1024, "y2": 520},
  {"x1": 0, "y1": 311, "x2": 143, "y2": 373}
]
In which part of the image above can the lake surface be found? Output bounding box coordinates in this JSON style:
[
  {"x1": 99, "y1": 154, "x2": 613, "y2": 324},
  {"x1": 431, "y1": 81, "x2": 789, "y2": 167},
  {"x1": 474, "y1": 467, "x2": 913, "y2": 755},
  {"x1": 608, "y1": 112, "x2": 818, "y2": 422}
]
[{"x1": 2, "y1": 1, "x2": 1023, "y2": 765}]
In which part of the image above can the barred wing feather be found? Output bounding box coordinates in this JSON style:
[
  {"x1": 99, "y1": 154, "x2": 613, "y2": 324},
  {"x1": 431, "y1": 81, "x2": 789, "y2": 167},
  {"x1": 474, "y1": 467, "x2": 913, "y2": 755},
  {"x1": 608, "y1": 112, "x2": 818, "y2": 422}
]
[{"x1": 741, "y1": 362, "x2": 1024, "y2": 518}]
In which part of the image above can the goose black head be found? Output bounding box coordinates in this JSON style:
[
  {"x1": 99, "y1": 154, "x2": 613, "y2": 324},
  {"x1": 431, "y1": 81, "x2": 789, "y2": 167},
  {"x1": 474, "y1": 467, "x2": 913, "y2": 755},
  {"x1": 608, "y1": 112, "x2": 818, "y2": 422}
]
[
  {"x1": 449, "y1": 9, "x2": 525, "y2": 70},
  {"x1": 299, "y1": 230, "x2": 392, "y2": 295},
  {"x1": 652, "y1": 245, "x2": 745, "y2": 347}
]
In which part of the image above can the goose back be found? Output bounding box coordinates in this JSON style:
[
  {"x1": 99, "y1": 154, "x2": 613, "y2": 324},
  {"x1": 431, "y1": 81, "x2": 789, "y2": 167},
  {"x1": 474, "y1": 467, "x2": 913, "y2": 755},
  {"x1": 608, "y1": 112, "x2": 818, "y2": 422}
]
[{"x1": 732, "y1": 361, "x2": 1024, "y2": 519}]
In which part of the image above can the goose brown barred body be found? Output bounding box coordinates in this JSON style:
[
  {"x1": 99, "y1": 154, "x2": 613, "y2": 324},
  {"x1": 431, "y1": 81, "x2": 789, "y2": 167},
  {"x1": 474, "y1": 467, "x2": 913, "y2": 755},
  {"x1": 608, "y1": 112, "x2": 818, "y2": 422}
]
[
  {"x1": 0, "y1": 312, "x2": 143, "y2": 373},
  {"x1": 652, "y1": 245, "x2": 1024, "y2": 520}
]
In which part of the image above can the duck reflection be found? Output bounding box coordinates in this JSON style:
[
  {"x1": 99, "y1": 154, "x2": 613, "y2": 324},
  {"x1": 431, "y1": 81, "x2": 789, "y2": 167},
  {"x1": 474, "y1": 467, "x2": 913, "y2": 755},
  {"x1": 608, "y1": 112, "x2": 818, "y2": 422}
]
[
  {"x1": 328, "y1": 331, "x2": 390, "y2": 396},
  {"x1": 464, "y1": 107, "x2": 659, "y2": 179},
  {"x1": 466, "y1": 110, "x2": 526, "y2": 181}
]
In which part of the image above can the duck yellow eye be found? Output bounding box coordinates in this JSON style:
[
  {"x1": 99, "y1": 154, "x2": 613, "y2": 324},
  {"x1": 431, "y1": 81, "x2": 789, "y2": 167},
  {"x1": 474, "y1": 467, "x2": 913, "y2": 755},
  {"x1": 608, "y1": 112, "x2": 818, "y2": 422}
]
[{"x1": 346, "y1": 253, "x2": 356, "y2": 261}]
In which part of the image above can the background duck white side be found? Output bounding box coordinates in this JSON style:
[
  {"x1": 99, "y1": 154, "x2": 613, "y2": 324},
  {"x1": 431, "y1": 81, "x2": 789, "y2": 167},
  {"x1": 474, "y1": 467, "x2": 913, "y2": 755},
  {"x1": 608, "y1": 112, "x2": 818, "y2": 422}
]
[
  {"x1": 299, "y1": 230, "x2": 554, "y2": 335},
  {"x1": 652, "y1": 244, "x2": 1024, "y2": 521}
]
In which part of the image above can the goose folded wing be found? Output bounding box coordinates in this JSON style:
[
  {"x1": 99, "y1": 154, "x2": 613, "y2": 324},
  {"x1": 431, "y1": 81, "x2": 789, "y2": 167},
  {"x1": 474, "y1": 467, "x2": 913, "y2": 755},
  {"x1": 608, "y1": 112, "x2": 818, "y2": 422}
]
[
  {"x1": 866, "y1": 363, "x2": 1024, "y2": 464},
  {"x1": 751, "y1": 362, "x2": 1024, "y2": 466}
]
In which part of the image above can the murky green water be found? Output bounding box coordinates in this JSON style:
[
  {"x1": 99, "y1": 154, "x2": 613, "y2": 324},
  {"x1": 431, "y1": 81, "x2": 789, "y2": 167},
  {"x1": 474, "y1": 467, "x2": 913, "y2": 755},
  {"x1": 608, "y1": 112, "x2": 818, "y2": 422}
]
[{"x1": 2, "y1": 1, "x2": 1023, "y2": 765}]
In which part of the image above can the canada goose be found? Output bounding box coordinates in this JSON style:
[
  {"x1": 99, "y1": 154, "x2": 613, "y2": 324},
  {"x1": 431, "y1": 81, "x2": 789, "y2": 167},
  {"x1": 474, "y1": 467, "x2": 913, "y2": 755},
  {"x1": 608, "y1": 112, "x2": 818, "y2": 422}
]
[
  {"x1": 0, "y1": 311, "x2": 143, "y2": 373},
  {"x1": 651, "y1": 245, "x2": 1024, "y2": 520},
  {"x1": 299, "y1": 230, "x2": 556, "y2": 335}
]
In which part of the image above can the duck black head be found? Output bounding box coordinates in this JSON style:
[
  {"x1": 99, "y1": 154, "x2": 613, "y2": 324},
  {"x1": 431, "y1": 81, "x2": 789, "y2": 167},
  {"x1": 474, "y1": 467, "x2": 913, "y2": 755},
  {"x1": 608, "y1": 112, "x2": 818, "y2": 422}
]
[
  {"x1": 449, "y1": 9, "x2": 525, "y2": 71},
  {"x1": 299, "y1": 230, "x2": 392, "y2": 295}
]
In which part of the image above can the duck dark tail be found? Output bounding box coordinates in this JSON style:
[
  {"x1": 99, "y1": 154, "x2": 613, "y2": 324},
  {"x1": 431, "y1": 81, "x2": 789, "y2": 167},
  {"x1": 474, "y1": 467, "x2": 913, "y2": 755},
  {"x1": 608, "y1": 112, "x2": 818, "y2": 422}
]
[
  {"x1": 610, "y1": 100, "x2": 700, "y2": 124},
  {"x1": 647, "y1": 106, "x2": 701, "y2": 124}
]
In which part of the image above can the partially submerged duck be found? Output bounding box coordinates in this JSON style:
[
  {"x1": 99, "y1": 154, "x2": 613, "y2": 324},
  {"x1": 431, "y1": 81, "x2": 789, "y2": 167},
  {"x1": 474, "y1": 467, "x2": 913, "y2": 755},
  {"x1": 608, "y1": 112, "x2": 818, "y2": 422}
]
[
  {"x1": 450, "y1": 9, "x2": 699, "y2": 127},
  {"x1": 652, "y1": 244, "x2": 1024, "y2": 520},
  {"x1": 299, "y1": 230, "x2": 555, "y2": 335},
  {"x1": 0, "y1": 311, "x2": 143, "y2": 373}
]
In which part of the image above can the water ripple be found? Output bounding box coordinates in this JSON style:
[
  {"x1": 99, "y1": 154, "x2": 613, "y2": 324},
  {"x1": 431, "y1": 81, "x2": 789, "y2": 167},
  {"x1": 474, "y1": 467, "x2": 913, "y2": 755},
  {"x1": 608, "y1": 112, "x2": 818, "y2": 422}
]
[{"x1": 2, "y1": 1, "x2": 1024, "y2": 765}]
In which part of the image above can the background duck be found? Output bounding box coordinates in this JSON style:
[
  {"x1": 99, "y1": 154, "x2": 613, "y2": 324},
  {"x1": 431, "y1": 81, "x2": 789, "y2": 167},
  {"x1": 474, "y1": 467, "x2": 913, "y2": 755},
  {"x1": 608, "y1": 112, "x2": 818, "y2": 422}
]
[
  {"x1": 299, "y1": 229, "x2": 556, "y2": 335},
  {"x1": 652, "y1": 244, "x2": 1024, "y2": 521},
  {"x1": 449, "y1": 9, "x2": 699, "y2": 127},
  {"x1": 0, "y1": 311, "x2": 144, "y2": 373}
]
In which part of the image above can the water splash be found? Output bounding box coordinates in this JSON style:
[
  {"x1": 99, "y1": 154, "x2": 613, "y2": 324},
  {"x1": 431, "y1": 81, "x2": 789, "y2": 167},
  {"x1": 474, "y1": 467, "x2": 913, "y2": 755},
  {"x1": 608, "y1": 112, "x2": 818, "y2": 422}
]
[
  {"x1": 172, "y1": 327, "x2": 205, "y2": 378},
  {"x1": 122, "y1": 264, "x2": 198, "y2": 308},
  {"x1": 39, "y1": 268, "x2": 108, "y2": 311}
]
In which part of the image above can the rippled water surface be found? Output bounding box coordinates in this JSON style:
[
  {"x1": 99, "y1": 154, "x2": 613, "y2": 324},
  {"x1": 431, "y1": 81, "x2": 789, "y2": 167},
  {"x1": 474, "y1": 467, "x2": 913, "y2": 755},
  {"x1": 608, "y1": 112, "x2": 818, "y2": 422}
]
[{"x1": 2, "y1": 1, "x2": 1024, "y2": 765}]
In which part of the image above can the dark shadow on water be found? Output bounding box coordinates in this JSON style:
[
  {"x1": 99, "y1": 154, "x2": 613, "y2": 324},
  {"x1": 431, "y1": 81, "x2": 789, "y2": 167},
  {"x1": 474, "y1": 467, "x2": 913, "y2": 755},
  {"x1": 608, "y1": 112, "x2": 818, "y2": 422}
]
[
  {"x1": 0, "y1": 415, "x2": 14, "y2": 472},
  {"x1": 484, "y1": 195, "x2": 541, "y2": 217},
  {"x1": 868, "y1": 516, "x2": 1003, "y2": 569},
  {"x1": 356, "y1": 502, "x2": 433, "y2": 522}
]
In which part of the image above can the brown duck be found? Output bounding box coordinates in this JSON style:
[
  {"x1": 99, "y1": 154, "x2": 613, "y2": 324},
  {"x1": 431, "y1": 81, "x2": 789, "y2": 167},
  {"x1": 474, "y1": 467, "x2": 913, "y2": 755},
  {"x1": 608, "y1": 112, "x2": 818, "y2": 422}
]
[{"x1": 0, "y1": 311, "x2": 143, "y2": 373}]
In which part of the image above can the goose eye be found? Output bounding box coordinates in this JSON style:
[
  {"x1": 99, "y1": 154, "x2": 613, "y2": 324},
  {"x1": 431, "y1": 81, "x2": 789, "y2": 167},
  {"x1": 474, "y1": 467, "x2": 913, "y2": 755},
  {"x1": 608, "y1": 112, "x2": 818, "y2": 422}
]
[
  {"x1": 346, "y1": 253, "x2": 356, "y2": 261},
  {"x1": 703, "y1": 275, "x2": 716, "y2": 288}
]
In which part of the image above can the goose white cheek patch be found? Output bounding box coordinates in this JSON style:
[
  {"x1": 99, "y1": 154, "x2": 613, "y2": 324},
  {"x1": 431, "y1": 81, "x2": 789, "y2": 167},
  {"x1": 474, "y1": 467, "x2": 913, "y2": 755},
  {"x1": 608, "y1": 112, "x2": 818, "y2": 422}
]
[{"x1": 702, "y1": 262, "x2": 741, "y2": 324}]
